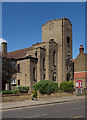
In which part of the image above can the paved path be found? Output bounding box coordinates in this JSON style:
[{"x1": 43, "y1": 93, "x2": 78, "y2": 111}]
[{"x1": 2, "y1": 95, "x2": 85, "y2": 110}]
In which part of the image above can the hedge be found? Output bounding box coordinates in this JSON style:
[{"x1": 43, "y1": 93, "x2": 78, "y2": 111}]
[
  {"x1": 60, "y1": 80, "x2": 74, "y2": 92},
  {"x1": 2, "y1": 86, "x2": 29, "y2": 94},
  {"x1": 33, "y1": 80, "x2": 58, "y2": 94},
  {"x1": 2, "y1": 90, "x2": 13, "y2": 94},
  {"x1": 15, "y1": 86, "x2": 29, "y2": 93}
]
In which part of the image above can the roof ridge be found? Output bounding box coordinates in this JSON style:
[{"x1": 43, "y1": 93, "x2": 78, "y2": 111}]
[{"x1": 8, "y1": 46, "x2": 32, "y2": 53}]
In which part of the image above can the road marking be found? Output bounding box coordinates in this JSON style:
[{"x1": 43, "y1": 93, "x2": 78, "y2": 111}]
[
  {"x1": 71, "y1": 106, "x2": 85, "y2": 110},
  {"x1": 73, "y1": 115, "x2": 82, "y2": 118},
  {"x1": 26, "y1": 113, "x2": 47, "y2": 118},
  {"x1": 70, "y1": 115, "x2": 82, "y2": 119}
]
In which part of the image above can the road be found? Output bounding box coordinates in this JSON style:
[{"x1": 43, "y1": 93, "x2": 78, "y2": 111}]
[{"x1": 2, "y1": 100, "x2": 85, "y2": 119}]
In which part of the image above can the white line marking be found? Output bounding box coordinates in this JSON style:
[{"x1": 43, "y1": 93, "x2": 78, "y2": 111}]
[
  {"x1": 27, "y1": 113, "x2": 47, "y2": 118},
  {"x1": 72, "y1": 106, "x2": 85, "y2": 110}
]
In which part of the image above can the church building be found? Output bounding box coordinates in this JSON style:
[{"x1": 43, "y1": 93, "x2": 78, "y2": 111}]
[{"x1": 1, "y1": 17, "x2": 73, "y2": 90}]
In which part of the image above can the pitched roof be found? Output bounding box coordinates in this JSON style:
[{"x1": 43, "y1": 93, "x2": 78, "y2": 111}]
[
  {"x1": 72, "y1": 53, "x2": 87, "y2": 63},
  {"x1": 7, "y1": 47, "x2": 32, "y2": 59},
  {"x1": 74, "y1": 72, "x2": 87, "y2": 79}
]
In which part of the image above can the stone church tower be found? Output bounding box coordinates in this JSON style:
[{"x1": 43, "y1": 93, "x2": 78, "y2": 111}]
[
  {"x1": 6, "y1": 17, "x2": 73, "y2": 90},
  {"x1": 42, "y1": 17, "x2": 73, "y2": 85}
]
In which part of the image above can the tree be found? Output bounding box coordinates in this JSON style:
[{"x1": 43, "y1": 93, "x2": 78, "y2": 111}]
[{"x1": 2, "y1": 56, "x2": 18, "y2": 90}]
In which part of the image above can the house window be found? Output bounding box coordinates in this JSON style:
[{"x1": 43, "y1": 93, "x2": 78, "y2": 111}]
[
  {"x1": 11, "y1": 78, "x2": 16, "y2": 85},
  {"x1": 18, "y1": 64, "x2": 20, "y2": 72},
  {"x1": 43, "y1": 57, "x2": 45, "y2": 70},
  {"x1": 33, "y1": 67, "x2": 36, "y2": 81},
  {"x1": 53, "y1": 51, "x2": 56, "y2": 66},
  {"x1": 18, "y1": 80, "x2": 20, "y2": 86},
  {"x1": 67, "y1": 36, "x2": 70, "y2": 47}
]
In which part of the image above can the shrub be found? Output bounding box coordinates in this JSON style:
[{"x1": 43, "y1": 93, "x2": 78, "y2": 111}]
[
  {"x1": 60, "y1": 80, "x2": 74, "y2": 92},
  {"x1": 2, "y1": 90, "x2": 13, "y2": 94},
  {"x1": 2, "y1": 86, "x2": 29, "y2": 94},
  {"x1": 33, "y1": 80, "x2": 58, "y2": 94},
  {"x1": 33, "y1": 90, "x2": 37, "y2": 98},
  {"x1": 15, "y1": 86, "x2": 29, "y2": 93},
  {"x1": 12, "y1": 89, "x2": 18, "y2": 94},
  {"x1": 76, "y1": 93, "x2": 84, "y2": 96}
]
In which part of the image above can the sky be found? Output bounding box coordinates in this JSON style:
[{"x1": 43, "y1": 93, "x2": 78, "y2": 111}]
[{"x1": 2, "y1": 2, "x2": 85, "y2": 59}]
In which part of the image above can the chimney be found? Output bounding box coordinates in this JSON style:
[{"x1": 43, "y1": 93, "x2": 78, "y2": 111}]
[
  {"x1": 1, "y1": 42, "x2": 7, "y2": 55},
  {"x1": 79, "y1": 45, "x2": 84, "y2": 54}
]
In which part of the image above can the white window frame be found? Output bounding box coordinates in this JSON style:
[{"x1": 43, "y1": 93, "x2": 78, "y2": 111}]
[{"x1": 11, "y1": 78, "x2": 16, "y2": 85}]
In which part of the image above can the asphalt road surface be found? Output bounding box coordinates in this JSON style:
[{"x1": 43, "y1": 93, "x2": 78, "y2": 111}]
[{"x1": 2, "y1": 100, "x2": 85, "y2": 119}]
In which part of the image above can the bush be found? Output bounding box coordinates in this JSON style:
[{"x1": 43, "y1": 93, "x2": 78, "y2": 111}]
[
  {"x1": 15, "y1": 86, "x2": 29, "y2": 93},
  {"x1": 2, "y1": 86, "x2": 29, "y2": 94},
  {"x1": 76, "y1": 93, "x2": 84, "y2": 96},
  {"x1": 33, "y1": 80, "x2": 58, "y2": 94},
  {"x1": 2, "y1": 90, "x2": 13, "y2": 94},
  {"x1": 12, "y1": 89, "x2": 18, "y2": 94},
  {"x1": 33, "y1": 90, "x2": 37, "y2": 98},
  {"x1": 60, "y1": 80, "x2": 74, "y2": 92}
]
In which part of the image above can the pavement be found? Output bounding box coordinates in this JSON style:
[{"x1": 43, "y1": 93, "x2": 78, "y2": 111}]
[{"x1": 1, "y1": 95, "x2": 85, "y2": 110}]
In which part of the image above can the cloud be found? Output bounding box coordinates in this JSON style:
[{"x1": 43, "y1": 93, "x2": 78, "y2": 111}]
[{"x1": 0, "y1": 38, "x2": 7, "y2": 51}]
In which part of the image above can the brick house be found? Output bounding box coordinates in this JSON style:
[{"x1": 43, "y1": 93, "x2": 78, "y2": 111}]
[{"x1": 73, "y1": 45, "x2": 87, "y2": 88}]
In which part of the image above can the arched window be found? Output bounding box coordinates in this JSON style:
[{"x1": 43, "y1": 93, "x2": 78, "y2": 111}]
[
  {"x1": 43, "y1": 57, "x2": 45, "y2": 70},
  {"x1": 53, "y1": 51, "x2": 56, "y2": 66},
  {"x1": 33, "y1": 67, "x2": 36, "y2": 81},
  {"x1": 43, "y1": 74, "x2": 45, "y2": 79},
  {"x1": 52, "y1": 73, "x2": 56, "y2": 82},
  {"x1": 67, "y1": 36, "x2": 70, "y2": 47},
  {"x1": 67, "y1": 73, "x2": 71, "y2": 81}
]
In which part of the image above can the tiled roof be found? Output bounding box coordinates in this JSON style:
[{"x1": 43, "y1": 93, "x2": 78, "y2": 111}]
[
  {"x1": 74, "y1": 72, "x2": 87, "y2": 79},
  {"x1": 7, "y1": 47, "x2": 32, "y2": 59}
]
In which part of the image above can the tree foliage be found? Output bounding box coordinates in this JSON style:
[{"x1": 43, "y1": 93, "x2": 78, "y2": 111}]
[{"x1": 2, "y1": 56, "x2": 18, "y2": 89}]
